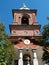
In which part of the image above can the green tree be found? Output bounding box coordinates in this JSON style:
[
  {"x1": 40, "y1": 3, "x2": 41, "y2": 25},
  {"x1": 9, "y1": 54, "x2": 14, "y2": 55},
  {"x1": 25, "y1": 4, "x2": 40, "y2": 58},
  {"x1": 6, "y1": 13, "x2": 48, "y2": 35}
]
[
  {"x1": 42, "y1": 24, "x2": 49, "y2": 44},
  {"x1": 0, "y1": 23, "x2": 16, "y2": 65},
  {"x1": 42, "y1": 47, "x2": 49, "y2": 63},
  {"x1": 42, "y1": 24, "x2": 49, "y2": 63}
]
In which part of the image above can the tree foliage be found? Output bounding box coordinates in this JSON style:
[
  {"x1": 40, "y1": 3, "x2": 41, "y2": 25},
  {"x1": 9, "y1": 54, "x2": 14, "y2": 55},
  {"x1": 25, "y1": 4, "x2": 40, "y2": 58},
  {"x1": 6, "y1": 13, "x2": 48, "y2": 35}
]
[
  {"x1": 42, "y1": 24, "x2": 49, "y2": 44},
  {"x1": 0, "y1": 23, "x2": 16, "y2": 65},
  {"x1": 42, "y1": 47, "x2": 49, "y2": 63},
  {"x1": 41, "y1": 24, "x2": 49, "y2": 63}
]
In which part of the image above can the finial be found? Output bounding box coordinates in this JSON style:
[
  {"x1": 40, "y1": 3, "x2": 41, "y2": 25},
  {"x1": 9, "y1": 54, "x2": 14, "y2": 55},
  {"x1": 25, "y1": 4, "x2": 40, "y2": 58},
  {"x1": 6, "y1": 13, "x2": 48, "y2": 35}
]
[
  {"x1": 20, "y1": 3, "x2": 29, "y2": 10},
  {"x1": 22, "y1": 3, "x2": 27, "y2": 8}
]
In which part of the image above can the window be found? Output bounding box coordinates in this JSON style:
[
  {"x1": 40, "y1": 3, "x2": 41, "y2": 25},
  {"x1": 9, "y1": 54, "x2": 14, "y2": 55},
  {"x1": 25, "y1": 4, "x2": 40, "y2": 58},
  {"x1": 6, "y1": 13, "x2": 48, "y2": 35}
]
[{"x1": 21, "y1": 13, "x2": 30, "y2": 25}]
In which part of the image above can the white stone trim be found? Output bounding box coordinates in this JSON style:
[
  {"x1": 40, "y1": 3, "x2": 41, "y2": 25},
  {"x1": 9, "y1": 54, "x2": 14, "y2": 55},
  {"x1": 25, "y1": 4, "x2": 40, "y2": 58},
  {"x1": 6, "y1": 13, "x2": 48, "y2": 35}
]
[
  {"x1": 32, "y1": 49, "x2": 39, "y2": 65},
  {"x1": 18, "y1": 49, "x2": 23, "y2": 65}
]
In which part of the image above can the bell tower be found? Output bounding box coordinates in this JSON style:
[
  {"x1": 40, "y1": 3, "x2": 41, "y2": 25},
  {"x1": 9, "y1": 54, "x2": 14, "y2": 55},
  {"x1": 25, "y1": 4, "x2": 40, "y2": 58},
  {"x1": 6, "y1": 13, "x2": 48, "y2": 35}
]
[
  {"x1": 9, "y1": 4, "x2": 40, "y2": 38},
  {"x1": 9, "y1": 4, "x2": 42, "y2": 65}
]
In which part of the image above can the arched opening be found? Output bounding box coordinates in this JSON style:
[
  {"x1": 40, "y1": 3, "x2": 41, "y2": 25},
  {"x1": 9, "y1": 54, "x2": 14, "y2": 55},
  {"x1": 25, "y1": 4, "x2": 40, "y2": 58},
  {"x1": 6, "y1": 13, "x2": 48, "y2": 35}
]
[
  {"x1": 21, "y1": 13, "x2": 30, "y2": 25},
  {"x1": 21, "y1": 16, "x2": 29, "y2": 25},
  {"x1": 23, "y1": 54, "x2": 31, "y2": 60},
  {"x1": 23, "y1": 54, "x2": 31, "y2": 65}
]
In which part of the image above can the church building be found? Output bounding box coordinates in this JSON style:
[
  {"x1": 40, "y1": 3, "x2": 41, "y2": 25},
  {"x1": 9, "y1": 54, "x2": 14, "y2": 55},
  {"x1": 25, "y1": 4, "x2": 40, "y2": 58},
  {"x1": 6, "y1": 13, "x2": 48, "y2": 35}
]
[{"x1": 9, "y1": 4, "x2": 44, "y2": 65}]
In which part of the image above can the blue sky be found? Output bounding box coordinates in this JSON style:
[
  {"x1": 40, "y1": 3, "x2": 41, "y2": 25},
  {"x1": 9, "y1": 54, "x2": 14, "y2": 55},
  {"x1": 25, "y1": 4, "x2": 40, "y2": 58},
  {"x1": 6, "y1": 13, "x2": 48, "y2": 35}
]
[{"x1": 0, "y1": 0, "x2": 49, "y2": 35}]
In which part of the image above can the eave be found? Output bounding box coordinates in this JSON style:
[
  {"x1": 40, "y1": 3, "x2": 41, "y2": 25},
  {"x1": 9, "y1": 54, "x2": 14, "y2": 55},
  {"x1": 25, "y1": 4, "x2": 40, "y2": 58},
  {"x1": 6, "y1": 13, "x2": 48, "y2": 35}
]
[{"x1": 12, "y1": 9, "x2": 37, "y2": 18}]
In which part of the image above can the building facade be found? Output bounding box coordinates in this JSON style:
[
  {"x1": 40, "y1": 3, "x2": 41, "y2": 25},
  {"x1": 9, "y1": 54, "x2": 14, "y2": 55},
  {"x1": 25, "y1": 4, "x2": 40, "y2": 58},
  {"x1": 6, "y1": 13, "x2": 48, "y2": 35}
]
[{"x1": 9, "y1": 4, "x2": 44, "y2": 65}]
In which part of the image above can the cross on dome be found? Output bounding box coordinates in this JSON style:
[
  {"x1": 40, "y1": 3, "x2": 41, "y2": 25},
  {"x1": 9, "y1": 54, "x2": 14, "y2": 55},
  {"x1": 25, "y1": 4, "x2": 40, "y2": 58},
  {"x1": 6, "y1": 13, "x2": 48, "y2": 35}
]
[{"x1": 20, "y1": 3, "x2": 29, "y2": 10}]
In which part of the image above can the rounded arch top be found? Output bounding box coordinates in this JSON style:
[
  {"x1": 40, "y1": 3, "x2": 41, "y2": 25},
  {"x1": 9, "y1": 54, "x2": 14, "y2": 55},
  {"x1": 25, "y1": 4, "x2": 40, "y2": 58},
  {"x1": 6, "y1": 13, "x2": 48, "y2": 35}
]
[
  {"x1": 22, "y1": 13, "x2": 30, "y2": 18},
  {"x1": 23, "y1": 54, "x2": 31, "y2": 60},
  {"x1": 21, "y1": 13, "x2": 30, "y2": 25}
]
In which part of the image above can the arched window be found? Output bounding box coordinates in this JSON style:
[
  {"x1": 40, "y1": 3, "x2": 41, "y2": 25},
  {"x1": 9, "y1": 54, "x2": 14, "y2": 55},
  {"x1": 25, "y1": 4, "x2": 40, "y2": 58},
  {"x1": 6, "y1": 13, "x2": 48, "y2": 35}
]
[
  {"x1": 23, "y1": 54, "x2": 31, "y2": 61},
  {"x1": 21, "y1": 14, "x2": 30, "y2": 25},
  {"x1": 23, "y1": 54, "x2": 31, "y2": 65}
]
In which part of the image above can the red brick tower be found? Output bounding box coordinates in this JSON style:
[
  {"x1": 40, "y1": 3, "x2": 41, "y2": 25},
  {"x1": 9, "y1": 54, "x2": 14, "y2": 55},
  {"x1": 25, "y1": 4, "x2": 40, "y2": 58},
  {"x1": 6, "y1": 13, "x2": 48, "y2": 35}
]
[
  {"x1": 9, "y1": 4, "x2": 42, "y2": 65},
  {"x1": 9, "y1": 4, "x2": 41, "y2": 42}
]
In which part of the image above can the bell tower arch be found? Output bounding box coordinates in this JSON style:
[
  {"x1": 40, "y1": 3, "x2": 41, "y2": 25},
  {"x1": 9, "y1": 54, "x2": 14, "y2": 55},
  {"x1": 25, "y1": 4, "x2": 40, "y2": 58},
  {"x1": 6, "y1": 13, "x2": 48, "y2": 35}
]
[{"x1": 21, "y1": 13, "x2": 30, "y2": 25}]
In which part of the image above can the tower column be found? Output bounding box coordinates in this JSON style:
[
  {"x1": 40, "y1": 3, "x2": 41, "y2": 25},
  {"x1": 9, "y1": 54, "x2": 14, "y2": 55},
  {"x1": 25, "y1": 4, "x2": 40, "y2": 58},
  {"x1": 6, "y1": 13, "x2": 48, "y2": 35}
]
[
  {"x1": 32, "y1": 49, "x2": 39, "y2": 65},
  {"x1": 18, "y1": 49, "x2": 23, "y2": 65}
]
